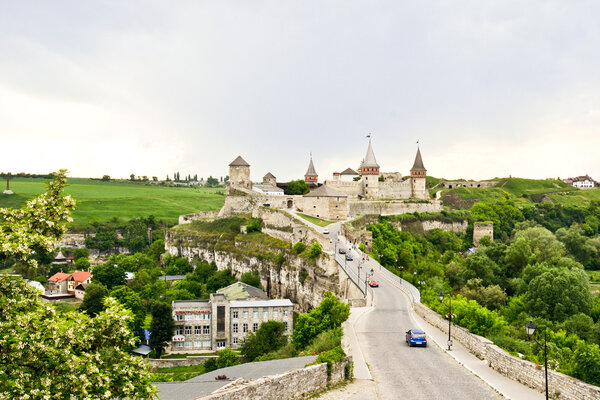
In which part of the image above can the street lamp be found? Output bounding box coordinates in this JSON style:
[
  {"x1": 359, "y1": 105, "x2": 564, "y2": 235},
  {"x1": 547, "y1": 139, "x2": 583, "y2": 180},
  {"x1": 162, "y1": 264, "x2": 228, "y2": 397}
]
[
  {"x1": 364, "y1": 269, "x2": 374, "y2": 298},
  {"x1": 525, "y1": 320, "x2": 549, "y2": 400},
  {"x1": 439, "y1": 292, "x2": 453, "y2": 351},
  {"x1": 413, "y1": 270, "x2": 417, "y2": 286}
]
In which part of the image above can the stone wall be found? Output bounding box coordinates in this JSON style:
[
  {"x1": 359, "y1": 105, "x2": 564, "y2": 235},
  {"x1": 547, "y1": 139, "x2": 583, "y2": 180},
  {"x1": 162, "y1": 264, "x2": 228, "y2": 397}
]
[
  {"x1": 348, "y1": 200, "x2": 443, "y2": 218},
  {"x1": 473, "y1": 222, "x2": 494, "y2": 246},
  {"x1": 439, "y1": 180, "x2": 498, "y2": 189},
  {"x1": 298, "y1": 195, "x2": 349, "y2": 221},
  {"x1": 199, "y1": 358, "x2": 351, "y2": 400},
  {"x1": 149, "y1": 356, "x2": 215, "y2": 370},
  {"x1": 179, "y1": 211, "x2": 220, "y2": 225},
  {"x1": 57, "y1": 233, "x2": 90, "y2": 248},
  {"x1": 414, "y1": 303, "x2": 600, "y2": 400},
  {"x1": 340, "y1": 224, "x2": 373, "y2": 253},
  {"x1": 378, "y1": 180, "x2": 412, "y2": 199}
]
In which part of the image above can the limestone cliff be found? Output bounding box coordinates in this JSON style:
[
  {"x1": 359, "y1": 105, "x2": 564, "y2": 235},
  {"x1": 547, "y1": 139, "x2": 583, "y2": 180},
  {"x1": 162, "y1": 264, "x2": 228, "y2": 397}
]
[{"x1": 165, "y1": 218, "x2": 338, "y2": 312}]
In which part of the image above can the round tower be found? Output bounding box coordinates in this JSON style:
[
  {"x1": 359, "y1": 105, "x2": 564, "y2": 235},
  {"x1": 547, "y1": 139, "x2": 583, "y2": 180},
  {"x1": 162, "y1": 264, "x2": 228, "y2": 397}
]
[{"x1": 360, "y1": 139, "x2": 380, "y2": 200}]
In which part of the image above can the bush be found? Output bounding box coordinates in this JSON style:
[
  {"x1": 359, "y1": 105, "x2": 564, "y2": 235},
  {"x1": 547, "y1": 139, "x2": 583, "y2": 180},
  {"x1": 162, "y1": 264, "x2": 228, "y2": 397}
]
[
  {"x1": 292, "y1": 292, "x2": 349, "y2": 349},
  {"x1": 203, "y1": 358, "x2": 217, "y2": 372},
  {"x1": 303, "y1": 327, "x2": 342, "y2": 355},
  {"x1": 307, "y1": 242, "x2": 322, "y2": 259},
  {"x1": 240, "y1": 321, "x2": 288, "y2": 361},
  {"x1": 293, "y1": 242, "x2": 307, "y2": 254},
  {"x1": 246, "y1": 218, "x2": 263, "y2": 233},
  {"x1": 215, "y1": 348, "x2": 240, "y2": 369},
  {"x1": 240, "y1": 270, "x2": 261, "y2": 289},
  {"x1": 316, "y1": 346, "x2": 346, "y2": 377}
]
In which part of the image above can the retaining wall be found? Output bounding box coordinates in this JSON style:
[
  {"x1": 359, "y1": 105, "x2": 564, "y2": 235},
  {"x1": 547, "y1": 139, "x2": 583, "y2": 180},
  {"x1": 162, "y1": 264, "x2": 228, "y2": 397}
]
[
  {"x1": 199, "y1": 358, "x2": 351, "y2": 400},
  {"x1": 149, "y1": 356, "x2": 215, "y2": 369},
  {"x1": 414, "y1": 303, "x2": 600, "y2": 400}
]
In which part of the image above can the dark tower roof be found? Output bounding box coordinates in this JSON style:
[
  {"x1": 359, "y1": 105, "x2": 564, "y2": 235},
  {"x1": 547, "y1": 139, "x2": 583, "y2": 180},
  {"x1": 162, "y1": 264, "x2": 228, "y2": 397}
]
[
  {"x1": 362, "y1": 139, "x2": 380, "y2": 169},
  {"x1": 411, "y1": 148, "x2": 426, "y2": 172},
  {"x1": 229, "y1": 156, "x2": 250, "y2": 167},
  {"x1": 305, "y1": 158, "x2": 318, "y2": 177}
]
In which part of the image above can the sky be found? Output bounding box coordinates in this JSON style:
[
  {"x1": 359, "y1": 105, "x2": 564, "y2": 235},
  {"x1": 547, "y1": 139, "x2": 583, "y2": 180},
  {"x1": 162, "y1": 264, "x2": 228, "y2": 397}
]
[{"x1": 1, "y1": 1, "x2": 599, "y2": 182}]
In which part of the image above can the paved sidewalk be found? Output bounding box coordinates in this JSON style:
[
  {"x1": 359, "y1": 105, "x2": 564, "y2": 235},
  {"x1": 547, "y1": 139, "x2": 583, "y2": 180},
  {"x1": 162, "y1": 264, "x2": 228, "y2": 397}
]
[{"x1": 342, "y1": 306, "x2": 373, "y2": 380}]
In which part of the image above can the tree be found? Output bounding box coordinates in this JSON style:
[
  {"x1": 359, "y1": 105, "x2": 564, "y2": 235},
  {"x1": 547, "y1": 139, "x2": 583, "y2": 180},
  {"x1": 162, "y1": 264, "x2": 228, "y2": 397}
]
[
  {"x1": 149, "y1": 302, "x2": 176, "y2": 358},
  {"x1": 130, "y1": 173, "x2": 136, "y2": 181},
  {"x1": 110, "y1": 285, "x2": 146, "y2": 336},
  {"x1": 72, "y1": 247, "x2": 90, "y2": 261},
  {"x1": 215, "y1": 348, "x2": 240, "y2": 368},
  {"x1": 284, "y1": 180, "x2": 310, "y2": 195},
  {"x1": 80, "y1": 282, "x2": 109, "y2": 316},
  {"x1": 0, "y1": 170, "x2": 76, "y2": 268},
  {"x1": 163, "y1": 255, "x2": 192, "y2": 275},
  {"x1": 524, "y1": 266, "x2": 592, "y2": 321},
  {"x1": 241, "y1": 321, "x2": 287, "y2": 361},
  {"x1": 0, "y1": 276, "x2": 155, "y2": 399},
  {"x1": 241, "y1": 270, "x2": 261, "y2": 289},
  {"x1": 206, "y1": 269, "x2": 236, "y2": 293},
  {"x1": 307, "y1": 242, "x2": 322, "y2": 259},
  {"x1": 101, "y1": 174, "x2": 110, "y2": 181},
  {"x1": 75, "y1": 257, "x2": 91, "y2": 270},
  {"x1": 92, "y1": 263, "x2": 126, "y2": 289},
  {"x1": 206, "y1": 176, "x2": 219, "y2": 187},
  {"x1": 292, "y1": 292, "x2": 349, "y2": 349}
]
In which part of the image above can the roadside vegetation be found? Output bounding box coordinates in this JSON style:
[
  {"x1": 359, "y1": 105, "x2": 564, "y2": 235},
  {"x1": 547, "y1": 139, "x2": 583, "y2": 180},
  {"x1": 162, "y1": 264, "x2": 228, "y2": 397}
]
[
  {"x1": 367, "y1": 199, "x2": 600, "y2": 386},
  {"x1": 297, "y1": 213, "x2": 335, "y2": 227}
]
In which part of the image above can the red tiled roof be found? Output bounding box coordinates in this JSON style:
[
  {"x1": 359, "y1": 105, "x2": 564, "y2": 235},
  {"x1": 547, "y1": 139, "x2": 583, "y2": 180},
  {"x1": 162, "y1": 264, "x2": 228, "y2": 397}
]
[
  {"x1": 48, "y1": 272, "x2": 70, "y2": 282},
  {"x1": 69, "y1": 270, "x2": 92, "y2": 282}
]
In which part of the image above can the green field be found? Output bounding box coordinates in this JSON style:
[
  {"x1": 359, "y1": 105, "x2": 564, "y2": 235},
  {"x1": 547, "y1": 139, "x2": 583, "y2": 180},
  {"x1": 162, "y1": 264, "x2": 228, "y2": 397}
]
[
  {"x1": 433, "y1": 177, "x2": 599, "y2": 207},
  {"x1": 0, "y1": 178, "x2": 225, "y2": 229}
]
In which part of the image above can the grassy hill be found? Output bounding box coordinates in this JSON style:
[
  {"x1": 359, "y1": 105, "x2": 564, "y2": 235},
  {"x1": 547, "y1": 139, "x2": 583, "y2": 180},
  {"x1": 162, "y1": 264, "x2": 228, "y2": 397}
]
[
  {"x1": 430, "y1": 177, "x2": 600, "y2": 208},
  {"x1": 0, "y1": 178, "x2": 225, "y2": 229}
]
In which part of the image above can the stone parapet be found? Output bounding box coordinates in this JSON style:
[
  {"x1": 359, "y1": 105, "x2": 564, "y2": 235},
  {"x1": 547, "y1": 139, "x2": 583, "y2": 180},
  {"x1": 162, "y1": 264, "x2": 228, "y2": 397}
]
[{"x1": 149, "y1": 356, "x2": 215, "y2": 370}]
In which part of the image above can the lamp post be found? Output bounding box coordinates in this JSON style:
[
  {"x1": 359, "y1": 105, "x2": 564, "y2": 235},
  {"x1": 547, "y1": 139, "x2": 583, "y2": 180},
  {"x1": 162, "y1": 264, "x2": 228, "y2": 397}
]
[
  {"x1": 438, "y1": 292, "x2": 453, "y2": 351},
  {"x1": 526, "y1": 320, "x2": 549, "y2": 400},
  {"x1": 364, "y1": 270, "x2": 373, "y2": 298},
  {"x1": 413, "y1": 270, "x2": 417, "y2": 286}
]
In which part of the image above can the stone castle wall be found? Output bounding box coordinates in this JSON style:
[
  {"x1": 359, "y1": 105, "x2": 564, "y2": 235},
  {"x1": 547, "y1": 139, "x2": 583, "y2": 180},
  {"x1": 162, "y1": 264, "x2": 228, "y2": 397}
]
[
  {"x1": 179, "y1": 211, "x2": 220, "y2": 224},
  {"x1": 414, "y1": 302, "x2": 600, "y2": 400},
  {"x1": 348, "y1": 200, "x2": 443, "y2": 218},
  {"x1": 299, "y1": 195, "x2": 348, "y2": 221},
  {"x1": 323, "y1": 180, "x2": 363, "y2": 198},
  {"x1": 473, "y1": 222, "x2": 494, "y2": 246},
  {"x1": 378, "y1": 180, "x2": 412, "y2": 199}
]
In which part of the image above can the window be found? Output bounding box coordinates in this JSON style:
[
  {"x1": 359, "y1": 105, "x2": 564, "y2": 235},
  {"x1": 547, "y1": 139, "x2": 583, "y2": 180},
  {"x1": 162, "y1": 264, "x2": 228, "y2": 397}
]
[
  {"x1": 233, "y1": 323, "x2": 238, "y2": 333},
  {"x1": 184, "y1": 326, "x2": 192, "y2": 335},
  {"x1": 263, "y1": 311, "x2": 268, "y2": 319},
  {"x1": 243, "y1": 323, "x2": 248, "y2": 333},
  {"x1": 194, "y1": 341, "x2": 202, "y2": 348},
  {"x1": 194, "y1": 326, "x2": 201, "y2": 335},
  {"x1": 184, "y1": 341, "x2": 192, "y2": 348},
  {"x1": 216, "y1": 340, "x2": 226, "y2": 350},
  {"x1": 202, "y1": 340, "x2": 211, "y2": 348},
  {"x1": 283, "y1": 310, "x2": 288, "y2": 317},
  {"x1": 284, "y1": 322, "x2": 288, "y2": 331},
  {"x1": 233, "y1": 311, "x2": 239, "y2": 319},
  {"x1": 185, "y1": 314, "x2": 193, "y2": 321},
  {"x1": 233, "y1": 337, "x2": 238, "y2": 345},
  {"x1": 176, "y1": 314, "x2": 183, "y2": 321},
  {"x1": 176, "y1": 326, "x2": 184, "y2": 335},
  {"x1": 243, "y1": 311, "x2": 248, "y2": 319},
  {"x1": 203, "y1": 325, "x2": 210, "y2": 335},
  {"x1": 253, "y1": 323, "x2": 258, "y2": 332},
  {"x1": 176, "y1": 342, "x2": 184, "y2": 348},
  {"x1": 217, "y1": 306, "x2": 225, "y2": 336},
  {"x1": 253, "y1": 311, "x2": 259, "y2": 319},
  {"x1": 195, "y1": 314, "x2": 202, "y2": 320},
  {"x1": 273, "y1": 311, "x2": 279, "y2": 318}
]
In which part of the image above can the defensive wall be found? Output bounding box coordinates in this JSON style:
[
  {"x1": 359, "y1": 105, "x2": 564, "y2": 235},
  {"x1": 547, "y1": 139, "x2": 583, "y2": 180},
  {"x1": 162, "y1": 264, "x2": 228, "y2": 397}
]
[
  {"x1": 179, "y1": 211, "x2": 220, "y2": 224},
  {"x1": 414, "y1": 303, "x2": 600, "y2": 400},
  {"x1": 348, "y1": 200, "x2": 442, "y2": 218},
  {"x1": 198, "y1": 358, "x2": 351, "y2": 400},
  {"x1": 438, "y1": 180, "x2": 498, "y2": 189}
]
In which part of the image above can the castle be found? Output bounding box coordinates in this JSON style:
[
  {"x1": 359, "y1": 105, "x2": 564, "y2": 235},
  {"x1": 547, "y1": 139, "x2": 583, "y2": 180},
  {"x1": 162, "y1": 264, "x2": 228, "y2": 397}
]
[{"x1": 219, "y1": 139, "x2": 439, "y2": 221}]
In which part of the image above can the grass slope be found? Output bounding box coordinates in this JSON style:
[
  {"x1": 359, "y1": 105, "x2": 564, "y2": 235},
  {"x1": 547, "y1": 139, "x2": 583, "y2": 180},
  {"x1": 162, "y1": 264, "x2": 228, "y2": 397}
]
[
  {"x1": 0, "y1": 178, "x2": 225, "y2": 229},
  {"x1": 434, "y1": 177, "x2": 598, "y2": 207}
]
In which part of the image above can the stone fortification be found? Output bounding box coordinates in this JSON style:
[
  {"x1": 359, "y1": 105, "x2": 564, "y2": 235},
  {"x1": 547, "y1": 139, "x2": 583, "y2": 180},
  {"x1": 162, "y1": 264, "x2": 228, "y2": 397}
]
[
  {"x1": 438, "y1": 180, "x2": 498, "y2": 189},
  {"x1": 378, "y1": 179, "x2": 413, "y2": 199},
  {"x1": 414, "y1": 302, "x2": 600, "y2": 400},
  {"x1": 199, "y1": 358, "x2": 351, "y2": 400},
  {"x1": 165, "y1": 232, "x2": 337, "y2": 312},
  {"x1": 348, "y1": 200, "x2": 442, "y2": 218},
  {"x1": 252, "y1": 207, "x2": 331, "y2": 252},
  {"x1": 473, "y1": 222, "x2": 494, "y2": 246},
  {"x1": 179, "y1": 210, "x2": 220, "y2": 224}
]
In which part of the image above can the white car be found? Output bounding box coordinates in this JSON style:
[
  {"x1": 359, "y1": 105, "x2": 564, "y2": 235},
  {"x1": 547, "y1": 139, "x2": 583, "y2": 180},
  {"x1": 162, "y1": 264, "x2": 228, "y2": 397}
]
[{"x1": 323, "y1": 227, "x2": 329, "y2": 234}]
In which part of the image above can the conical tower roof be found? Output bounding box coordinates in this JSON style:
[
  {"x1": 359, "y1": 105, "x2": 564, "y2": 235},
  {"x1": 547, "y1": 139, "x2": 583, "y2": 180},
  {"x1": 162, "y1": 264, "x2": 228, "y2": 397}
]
[
  {"x1": 411, "y1": 147, "x2": 426, "y2": 172},
  {"x1": 229, "y1": 156, "x2": 250, "y2": 167},
  {"x1": 305, "y1": 158, "x2": 318, "y2": 177},
  {"x1": 362, "y1": 139, "x2": 379, "y2": 168}
]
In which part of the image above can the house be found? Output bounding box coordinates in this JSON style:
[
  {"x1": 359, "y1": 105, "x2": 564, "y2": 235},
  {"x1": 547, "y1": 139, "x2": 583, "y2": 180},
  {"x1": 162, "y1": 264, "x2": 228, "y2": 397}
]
[
  {"x1": 47, "y1": 272, "x2": 70, "y2": 293},
  {"x1": 67, "y1": 270, "x2": 92, "y2": 292},
  {"x1": 170, "y1": 293, "x2": 294, "y2": 353},
  {"x1": 563, "y1": 175, "x2": 598, "y2": 189},
  {"x1": 216, "y1": 281, "x2": 269, "y2": 300},
  {"x1": 74, "y1": 283, "x2": 88, "y2": 300}
]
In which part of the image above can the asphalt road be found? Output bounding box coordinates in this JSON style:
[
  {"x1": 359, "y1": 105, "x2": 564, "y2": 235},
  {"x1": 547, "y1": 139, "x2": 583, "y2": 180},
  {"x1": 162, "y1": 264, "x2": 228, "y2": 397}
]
[{"x1": 355, "y1": 269, "x2": 502, "y2": 400}]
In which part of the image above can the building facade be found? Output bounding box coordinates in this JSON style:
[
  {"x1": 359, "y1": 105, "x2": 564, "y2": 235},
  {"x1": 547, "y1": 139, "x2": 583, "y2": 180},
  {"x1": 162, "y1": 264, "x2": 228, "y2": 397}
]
[
  {"x1": 563, "y1": 175, "x2": 598, "y2": 189},
  {"x1": 171, "y1": 294, "x2": 294, "y2": 352}
]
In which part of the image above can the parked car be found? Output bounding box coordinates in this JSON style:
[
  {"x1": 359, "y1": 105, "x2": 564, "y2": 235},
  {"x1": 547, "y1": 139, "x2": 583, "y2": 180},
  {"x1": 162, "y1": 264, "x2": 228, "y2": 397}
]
[
  {"x1": 323, "y1": 227, "x2": 329, "y2": 234},
  {"x1": 338, "y1": 248, "x2": 346, "y2": 254},
  {"x1": 346, "y1": 254, "x2": 353, "y2": 261},
  {"x1": 368, "y1": 278, "x2": 379, "y2": 287},
  {"x1": 405, "y1": 329, "x2": 427, "y2": 347}
]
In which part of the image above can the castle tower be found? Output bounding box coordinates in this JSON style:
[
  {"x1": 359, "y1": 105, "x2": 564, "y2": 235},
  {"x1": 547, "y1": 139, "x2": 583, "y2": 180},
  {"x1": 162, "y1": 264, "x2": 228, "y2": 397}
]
[
  {"x1": 227, "y1": 155, "x2": 252, "y2": 195},
  {"x1": 304, "y1": 156, "x2": 318, "y2": 184},
  {"x1": 360, "y1": 139, "x2": 380, "y2": 200},
  {"x1": 410, "y1": 147, "x2": 428, "y2": 199},
  {"x1": 262, "y1": 172, "x2": 276, "y2": 186}
]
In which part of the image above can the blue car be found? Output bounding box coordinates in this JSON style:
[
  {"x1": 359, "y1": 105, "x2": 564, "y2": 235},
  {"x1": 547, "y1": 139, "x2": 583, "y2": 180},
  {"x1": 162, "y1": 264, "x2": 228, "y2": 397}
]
[
  {"x1": 346, "y1": 254, "x2": 353, "y2": 261},
  {"x1": 406, "y1": 329, "x2": 428, "y2": 347}
]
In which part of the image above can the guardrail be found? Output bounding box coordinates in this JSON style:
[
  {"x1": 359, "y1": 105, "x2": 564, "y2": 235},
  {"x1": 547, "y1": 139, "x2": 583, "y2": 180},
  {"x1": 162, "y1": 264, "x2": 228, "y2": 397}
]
[
  {"x1": 335, "y1": 254, "x2": 367, "y2": 295},
  {"x1": 374, "y1": 261, "x2": 421, "y2": 303}
]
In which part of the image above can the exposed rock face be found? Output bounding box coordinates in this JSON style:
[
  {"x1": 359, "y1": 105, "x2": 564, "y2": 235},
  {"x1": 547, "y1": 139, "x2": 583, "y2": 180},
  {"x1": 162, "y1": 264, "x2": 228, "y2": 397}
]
[{"x1": 165, "y1": 231, "x2": 338, "y2": 312}]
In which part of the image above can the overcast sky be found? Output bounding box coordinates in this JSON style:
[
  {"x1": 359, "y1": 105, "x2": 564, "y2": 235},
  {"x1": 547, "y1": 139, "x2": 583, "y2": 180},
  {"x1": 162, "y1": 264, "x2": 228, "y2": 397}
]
[{"x1": 1, "y1": 1, "x2": 599, "y2": 182}]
